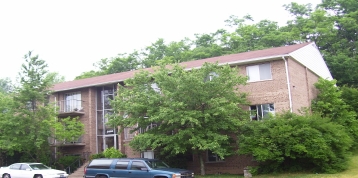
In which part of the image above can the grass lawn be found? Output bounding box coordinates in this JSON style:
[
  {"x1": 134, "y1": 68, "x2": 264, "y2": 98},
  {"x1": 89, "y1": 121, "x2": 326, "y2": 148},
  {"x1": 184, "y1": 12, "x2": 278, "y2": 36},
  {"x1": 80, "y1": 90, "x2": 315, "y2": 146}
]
[{"x1": 196, "y1": 151, "x2": 358, "y2": 178}]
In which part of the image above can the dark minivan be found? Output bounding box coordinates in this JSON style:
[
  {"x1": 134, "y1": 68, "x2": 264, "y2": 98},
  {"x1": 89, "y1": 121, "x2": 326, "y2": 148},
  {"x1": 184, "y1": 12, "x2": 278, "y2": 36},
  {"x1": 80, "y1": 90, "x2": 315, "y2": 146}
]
[{"x1": 84, "y1": 158, "x2": 194, "y2": 178}]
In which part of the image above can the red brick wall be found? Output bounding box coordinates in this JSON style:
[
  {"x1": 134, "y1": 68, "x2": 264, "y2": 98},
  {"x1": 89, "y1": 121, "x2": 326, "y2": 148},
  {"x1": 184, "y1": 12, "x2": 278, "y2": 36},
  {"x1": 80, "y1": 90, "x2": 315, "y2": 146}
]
[
  {"x1": 287, "y1": 58, "x2": 319, "y2": 113},
  {"x1": 238, "y1": 60, "x2": 291, "y2": 113}
]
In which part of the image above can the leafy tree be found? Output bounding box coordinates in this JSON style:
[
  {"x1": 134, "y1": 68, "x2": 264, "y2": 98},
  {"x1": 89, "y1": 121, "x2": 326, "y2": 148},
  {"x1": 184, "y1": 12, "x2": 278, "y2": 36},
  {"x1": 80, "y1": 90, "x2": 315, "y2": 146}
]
[
  {"x1": 311, "y1": 78, "x2": 358, "y2": 144},
  {"x1": 238, "y1": 113, "x2": 353, "y2": 174},
  {"x1": 341, "y1": 85, "x2": 358, "y2": 115},
  {"x1": 285, "y1": 1, "x2": 358, "y2": 86},
  {"x1": 142, "y1": 38, "x2": 193, "y2": 67},
  {"x1": 45, "y1": 72, "x2": 65, "y2": 85},
  {"x1": 105, "y1": 52, "x2": 140, "y2": 73},
  {"x1": 109, "y1": 62, "x2": 248, "y2": 175},
  {"x1": 0, "y1": 51, "x2": 84, "y2": 163},
  {"x1": 75, "y1": 70, "x2": 104, "y2": 80}
]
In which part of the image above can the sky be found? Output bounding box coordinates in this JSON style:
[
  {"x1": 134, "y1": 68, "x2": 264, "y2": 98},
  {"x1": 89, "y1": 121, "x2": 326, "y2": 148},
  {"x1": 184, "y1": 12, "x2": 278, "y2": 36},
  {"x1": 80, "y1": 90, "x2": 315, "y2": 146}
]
[{"x1": 0, "y1": 0, "x2": 322, "y2": 82}]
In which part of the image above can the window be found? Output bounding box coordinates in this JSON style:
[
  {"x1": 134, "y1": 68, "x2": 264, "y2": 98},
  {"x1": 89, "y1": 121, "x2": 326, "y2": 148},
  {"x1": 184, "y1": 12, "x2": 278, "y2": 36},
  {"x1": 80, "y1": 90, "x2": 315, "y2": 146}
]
[
  {"x1": 205, "y1": 72, "x2": 219, "y2": 82},
  {"x1": 130, "y1": 161, "x2": 147, "y2": 170},
  {"x1": 207, "y1": 150, "x2": 224, "y2": 162},
  {"x1": 87, "y1": 159, "x2": 113, "y2": 169},
  {"x1": 250, "y1": 104, "x2": 275, "y2": 121},
  {"x1": 139, "y1": 123, "x2": 157, "y2": 134},
  {"x1": 151, "y1": 83, "x2": 161, "y2": 93},
  {"x1": 65, "y1": 92, "x2": 81, "y2": 112},
  {"x1": 20, "y1": 164, "x2": 30, "y2": 170},
  {"x1": 246, "y1": 63, "x2": 272, "y2": 82},
  {"x1": 115, "y1": 161, "x2": 129, "y2": 169},
  {"x1": 142, "y1": 150, "x2": 154, "y2": 159},
  {"x1": 10, "y1": 164, "x2": 21, "y2": 170}
]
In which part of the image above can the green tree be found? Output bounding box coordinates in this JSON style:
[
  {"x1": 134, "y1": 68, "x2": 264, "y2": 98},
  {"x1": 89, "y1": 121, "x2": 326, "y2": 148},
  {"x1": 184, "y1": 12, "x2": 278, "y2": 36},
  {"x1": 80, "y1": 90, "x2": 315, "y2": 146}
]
[
  {"x1": 0, "y1": 51, "x2": 84, "y2": 163},
  {"x1": 109, "y1": 62, "x2": 248, "y2": 175},
  {"x1": 285, "y1": 1, "x2": 358, "y2": 86},
  {"x1": 45, "y1": 72, "x2": 65, "y2": 85},
  {"x1": 311, "y1": 78, "x2": 358, "y2": 145},
  {"x1": 341, "y1": 85, "x2": 358, "y2": 115}
]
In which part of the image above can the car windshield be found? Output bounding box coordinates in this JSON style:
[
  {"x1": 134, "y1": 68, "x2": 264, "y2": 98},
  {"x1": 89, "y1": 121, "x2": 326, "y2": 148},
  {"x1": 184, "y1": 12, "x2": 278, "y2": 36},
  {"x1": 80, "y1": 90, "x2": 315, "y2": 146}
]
[
  {"x1": 29, "y1": 164, "x2": 50, "y2": 170},
  {"x1": 145, "y1": 160, "x2": 170, "y2": 169}
]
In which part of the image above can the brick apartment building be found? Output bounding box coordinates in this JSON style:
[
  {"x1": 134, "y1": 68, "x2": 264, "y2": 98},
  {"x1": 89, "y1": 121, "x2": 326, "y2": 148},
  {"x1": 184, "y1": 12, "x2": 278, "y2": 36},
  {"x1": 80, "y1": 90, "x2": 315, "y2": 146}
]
[{"x1": 50, "y1": 42, "x2": 332, "y2": 174}]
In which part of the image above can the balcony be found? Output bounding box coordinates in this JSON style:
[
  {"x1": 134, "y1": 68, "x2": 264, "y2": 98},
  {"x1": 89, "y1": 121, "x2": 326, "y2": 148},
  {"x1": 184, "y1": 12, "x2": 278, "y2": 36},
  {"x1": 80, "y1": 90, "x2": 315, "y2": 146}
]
[
  {"x1": 57, "y1": 99, "x2": 85, "y2": 117},
  {"x1": 50, "y1": 136, "x2": 85, "y2": 147}
]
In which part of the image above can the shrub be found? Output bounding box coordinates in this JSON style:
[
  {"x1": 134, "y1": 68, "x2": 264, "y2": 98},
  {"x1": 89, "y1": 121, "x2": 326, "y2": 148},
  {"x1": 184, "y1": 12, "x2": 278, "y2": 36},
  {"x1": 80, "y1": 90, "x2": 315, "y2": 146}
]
[
  {"x1": 57, "y1": 155, "x2": 81, "y2": 172},
  {"x1": 102, "y1": 147, "x2": 126, "y2": 158},
  {"x1": 90, "y1": 153, "x2": 104, "y2": 160},
  {"x1": 237, "y1": 112, "x2": 353, "y2": 174}
]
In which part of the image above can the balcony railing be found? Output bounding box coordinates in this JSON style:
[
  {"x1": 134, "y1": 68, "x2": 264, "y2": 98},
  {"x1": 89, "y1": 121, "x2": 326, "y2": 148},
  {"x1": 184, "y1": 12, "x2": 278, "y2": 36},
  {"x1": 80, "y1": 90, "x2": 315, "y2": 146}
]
[
  {"x1": 57, "y1": 99, "x2": 84, "y2": 116},
  {"x1": 49, "y1": 136, "x2": 85, "y2": 147}
]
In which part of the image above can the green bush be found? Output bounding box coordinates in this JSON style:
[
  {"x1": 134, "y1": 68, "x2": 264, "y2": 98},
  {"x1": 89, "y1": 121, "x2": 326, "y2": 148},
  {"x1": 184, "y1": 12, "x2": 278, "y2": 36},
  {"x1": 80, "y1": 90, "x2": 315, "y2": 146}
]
[
  {"x1": 103, "y1": 147, "x2": 126, "y2": 158},
  {"x1": 90, "y1": 153, "x2": 104, "y2": 160},
  {"x1": 237, "y1": 112, "x2": 353, "y2": 174},
  {"x1": 57, "y1": 155, "x2": 81, "y2": 172}
]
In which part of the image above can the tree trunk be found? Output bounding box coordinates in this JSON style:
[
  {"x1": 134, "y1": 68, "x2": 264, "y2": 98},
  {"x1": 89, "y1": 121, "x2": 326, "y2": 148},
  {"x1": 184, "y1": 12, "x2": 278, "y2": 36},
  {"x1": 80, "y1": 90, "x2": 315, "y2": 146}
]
[{"x1": 199, "y1": 153, "x2": 205, "y2": 175}]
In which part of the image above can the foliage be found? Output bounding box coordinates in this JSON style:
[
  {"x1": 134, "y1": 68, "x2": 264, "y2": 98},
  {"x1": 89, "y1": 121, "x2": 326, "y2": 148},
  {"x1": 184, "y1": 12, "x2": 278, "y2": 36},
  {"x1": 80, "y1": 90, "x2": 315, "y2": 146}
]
[
  {"x1": 0, "y1": 51, "x2": 84, "y2": 162},
  {"x1": 45, "y1": 72, "x2": 66, "y2": 84},
  {"x1": 311, "y1": 78, "x2": 358, "y2": 145},
  {"x1": 109, "y1": 62, "x2": 248, "y2": 175},
  {"x1": 52, "y1": 117, "x2": 85, "y2": 143},
  {"x1": 102, "y1": 147, "x2": 126, "y2": 158},
  {"x1": 237, "y1": 112, "x2": 353, "y2": 174},
  {"x1": 56, "y1": 155, "x2": 81, "y2": 172},
  {"x1": 341, "y1": 85, "x2": 358, "y2": 115},
  {"x1": 90, "y1": 153, "x2": 104, "y2": 160}
]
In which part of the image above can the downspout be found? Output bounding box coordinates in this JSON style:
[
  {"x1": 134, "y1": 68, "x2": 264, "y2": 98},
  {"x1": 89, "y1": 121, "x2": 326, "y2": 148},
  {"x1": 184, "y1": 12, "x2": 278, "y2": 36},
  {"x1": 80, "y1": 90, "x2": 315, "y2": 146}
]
[
  {"x1": 54, "y1": 96, "x2": 57, "y2": 160},
  {"x1": 283, "y1": 56, "x2": 293, "y2": 112}
]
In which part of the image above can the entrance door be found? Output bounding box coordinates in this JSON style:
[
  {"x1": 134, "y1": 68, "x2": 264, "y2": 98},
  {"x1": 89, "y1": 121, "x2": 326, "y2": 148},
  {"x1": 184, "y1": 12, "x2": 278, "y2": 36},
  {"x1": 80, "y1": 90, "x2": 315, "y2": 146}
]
[{"x1": 103, "y1": 135, "x2": 117, "y2": 150}]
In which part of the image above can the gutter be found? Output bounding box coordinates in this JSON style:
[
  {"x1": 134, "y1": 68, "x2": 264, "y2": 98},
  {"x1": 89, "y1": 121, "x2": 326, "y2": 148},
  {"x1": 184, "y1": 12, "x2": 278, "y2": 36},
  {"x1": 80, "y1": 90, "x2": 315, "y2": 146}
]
[{"x1": 283, "y1": 56, "x2": 293, "y2": 112}]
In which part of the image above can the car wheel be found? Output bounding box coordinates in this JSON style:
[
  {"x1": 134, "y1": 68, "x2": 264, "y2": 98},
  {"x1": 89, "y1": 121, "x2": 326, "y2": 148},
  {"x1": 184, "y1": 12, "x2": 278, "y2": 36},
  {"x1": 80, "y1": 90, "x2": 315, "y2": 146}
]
[
  {"x1": 3, "y1": 174, "x2": 11, "y2": 178},
  {"x1": 33, "y1": 174, "x2": 43, "y2": 178}
]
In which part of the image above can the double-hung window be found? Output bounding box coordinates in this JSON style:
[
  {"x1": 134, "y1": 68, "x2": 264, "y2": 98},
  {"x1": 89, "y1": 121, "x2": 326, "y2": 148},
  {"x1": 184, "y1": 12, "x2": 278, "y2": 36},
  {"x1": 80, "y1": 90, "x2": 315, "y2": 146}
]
[{"x1": 246, "y1": 63, "x2": 272, "y2": 82}]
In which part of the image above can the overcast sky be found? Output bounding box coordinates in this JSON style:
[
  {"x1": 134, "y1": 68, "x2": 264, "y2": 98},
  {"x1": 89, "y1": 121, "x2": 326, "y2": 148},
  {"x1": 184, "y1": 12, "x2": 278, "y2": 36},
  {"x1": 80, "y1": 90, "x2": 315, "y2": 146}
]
[{"x1": 0, "y1": 0, "x2": 322, "y2": 82}]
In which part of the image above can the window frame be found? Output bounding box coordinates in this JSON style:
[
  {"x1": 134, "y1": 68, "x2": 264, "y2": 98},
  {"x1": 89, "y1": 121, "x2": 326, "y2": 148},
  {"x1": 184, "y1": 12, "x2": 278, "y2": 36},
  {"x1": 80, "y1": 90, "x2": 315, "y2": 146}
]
[
  {"x1": 64, "y1": 91, "x2": 82, "y2": 112},
  {"x1": 250, "y1": 103, "x2": 275, "y2": 121},
  {"x1": 246, "y1": 63, "x2": 272, "y2": 82}
]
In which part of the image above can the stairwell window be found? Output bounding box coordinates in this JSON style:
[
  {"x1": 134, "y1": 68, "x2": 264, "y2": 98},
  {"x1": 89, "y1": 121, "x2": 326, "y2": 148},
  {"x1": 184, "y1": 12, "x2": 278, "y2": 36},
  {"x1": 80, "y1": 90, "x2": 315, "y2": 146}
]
[{"x1": 246, "y1": 63, "x2": 272, "y2": 82}]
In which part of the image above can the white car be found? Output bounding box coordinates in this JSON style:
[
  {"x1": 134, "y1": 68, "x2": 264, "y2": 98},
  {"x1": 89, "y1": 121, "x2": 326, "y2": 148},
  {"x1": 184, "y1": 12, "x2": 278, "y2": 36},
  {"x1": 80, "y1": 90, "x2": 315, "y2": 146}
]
[{"x1": 0, "y1": 163, "x2": 68, "y2": 178}]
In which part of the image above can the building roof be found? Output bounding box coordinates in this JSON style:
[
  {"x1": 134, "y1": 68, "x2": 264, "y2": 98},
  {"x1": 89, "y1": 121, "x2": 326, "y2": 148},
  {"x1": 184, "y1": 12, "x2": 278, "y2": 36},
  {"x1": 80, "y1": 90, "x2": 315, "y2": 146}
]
[{"x1": 52, "y1": 42, "x2": 325, "y2": 92}]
